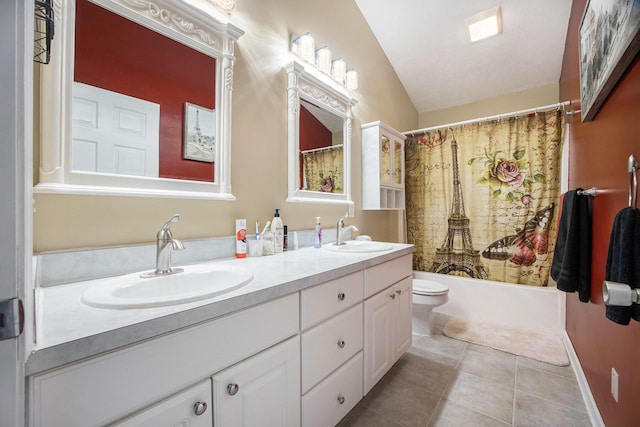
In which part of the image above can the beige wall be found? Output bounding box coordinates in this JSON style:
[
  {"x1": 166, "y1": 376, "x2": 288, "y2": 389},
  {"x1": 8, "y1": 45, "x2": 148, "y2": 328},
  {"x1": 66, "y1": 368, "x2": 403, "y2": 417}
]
[
  {"x1": 33, "y1": 0, "x2": 418, "y2": 253},
  {"x1": 417, "y1": 83, "x2": 559, "y2": 129}
]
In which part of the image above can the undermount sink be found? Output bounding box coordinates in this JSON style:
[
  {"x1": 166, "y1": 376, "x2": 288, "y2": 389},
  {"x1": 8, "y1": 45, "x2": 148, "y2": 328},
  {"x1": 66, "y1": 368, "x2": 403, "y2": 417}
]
[
  {"x1": 322, "y1": 240, "x2": 393, "y2": 253},
  {"x1": 81, "y1": 264, "x2": 254, "y2": 309}
]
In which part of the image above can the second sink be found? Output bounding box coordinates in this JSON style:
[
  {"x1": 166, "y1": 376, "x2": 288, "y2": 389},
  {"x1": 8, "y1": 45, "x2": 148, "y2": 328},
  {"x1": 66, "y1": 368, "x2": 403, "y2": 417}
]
[{"x1": 322, "y1": 240, "x2": 393, "y2": 253}]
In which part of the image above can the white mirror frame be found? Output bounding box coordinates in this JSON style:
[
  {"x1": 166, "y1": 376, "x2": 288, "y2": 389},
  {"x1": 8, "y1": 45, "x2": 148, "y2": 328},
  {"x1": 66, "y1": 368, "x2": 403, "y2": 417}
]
[
  {"x1": 35, "y1": 0, "x2": 243, "y2": 199},
  {"x1": 285, "y1": 60, "x2": 356, "y2": 209}
]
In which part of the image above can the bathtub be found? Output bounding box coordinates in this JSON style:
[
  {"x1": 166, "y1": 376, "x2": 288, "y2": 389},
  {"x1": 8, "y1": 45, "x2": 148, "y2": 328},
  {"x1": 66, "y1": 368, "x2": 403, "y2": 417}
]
[{"x1": 413, "y1": 271, "x2": 565, "y2": 335}]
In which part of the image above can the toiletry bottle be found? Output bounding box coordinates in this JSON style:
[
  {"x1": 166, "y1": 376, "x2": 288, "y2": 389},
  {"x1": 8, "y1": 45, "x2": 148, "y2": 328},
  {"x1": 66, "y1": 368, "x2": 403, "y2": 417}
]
[
  {"x1": 313, "y1": 217, "x2": 322, "y2": 248},
  {"x1": 271, "y1": 209, "x2": 284, "y2": 253},
  {"x1": 235, "y1": 219, "x2": 247, "y2": 258},
  {"x1": 283, "y1": 225, "x2": 288, "y2": 251}
]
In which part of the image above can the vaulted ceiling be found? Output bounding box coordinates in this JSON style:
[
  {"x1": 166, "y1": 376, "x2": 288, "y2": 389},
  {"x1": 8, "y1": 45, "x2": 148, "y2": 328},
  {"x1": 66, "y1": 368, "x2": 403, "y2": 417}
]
[{"x1": 354, "y1": 0, "x2": 573, "y2": 114}]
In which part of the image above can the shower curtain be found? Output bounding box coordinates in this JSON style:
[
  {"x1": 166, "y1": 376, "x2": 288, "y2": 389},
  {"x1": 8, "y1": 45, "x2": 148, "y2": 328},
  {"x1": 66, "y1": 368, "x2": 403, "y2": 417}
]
[
  {"x1": 405, "y1": 110, "x2": 564, "y2": 286},
  {"x1": 302, "y1": 146, "x2": 344, "y2": 193}
]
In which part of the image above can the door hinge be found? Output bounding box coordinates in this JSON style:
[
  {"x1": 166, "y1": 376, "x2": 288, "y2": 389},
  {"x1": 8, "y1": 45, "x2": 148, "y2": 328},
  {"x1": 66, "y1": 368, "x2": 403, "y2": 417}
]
[{"x1": 0, "y1": 298, "x2": 24, "y2": 340}]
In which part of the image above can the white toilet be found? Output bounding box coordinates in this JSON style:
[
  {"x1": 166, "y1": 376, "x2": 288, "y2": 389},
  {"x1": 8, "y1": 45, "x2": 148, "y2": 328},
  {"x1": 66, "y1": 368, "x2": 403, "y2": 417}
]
[{"x1": 412, "y1": 279, "x2": 449, "y2": 337}]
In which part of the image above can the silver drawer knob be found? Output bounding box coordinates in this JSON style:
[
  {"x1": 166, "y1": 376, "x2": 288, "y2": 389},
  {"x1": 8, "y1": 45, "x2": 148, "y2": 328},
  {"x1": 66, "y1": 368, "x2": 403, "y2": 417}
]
[
  {"x1": 337, "y1": 339, "x2": 346, "y2": 349},
  {"x1": 337, "y1": 292, "x2": 346, "y2": 301},
  {"x1": 193, "y1": 401, "x2": 207, "y2": 416},
  {"x1": 227, "y1": 383, "x2": 240, "y2": 396},
  {"x1": 337, "y1": 395, "x2": 345, "y2": 405},
  {"x1": 389, "y1": 293, "x2": 396, "y2": 299}
]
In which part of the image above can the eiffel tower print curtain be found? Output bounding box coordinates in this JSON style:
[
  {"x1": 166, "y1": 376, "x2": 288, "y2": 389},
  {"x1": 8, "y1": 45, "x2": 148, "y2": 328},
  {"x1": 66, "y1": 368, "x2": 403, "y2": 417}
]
[{"x1": 405, "y1": 110, "x2": 564, "y2": 286}]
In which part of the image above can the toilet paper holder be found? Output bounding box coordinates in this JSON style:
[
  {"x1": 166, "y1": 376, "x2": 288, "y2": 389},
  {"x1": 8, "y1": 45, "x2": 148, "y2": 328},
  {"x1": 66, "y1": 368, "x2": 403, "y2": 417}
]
[{"x1": 603, "y1": 281, "x2": 640, "y2": 306}]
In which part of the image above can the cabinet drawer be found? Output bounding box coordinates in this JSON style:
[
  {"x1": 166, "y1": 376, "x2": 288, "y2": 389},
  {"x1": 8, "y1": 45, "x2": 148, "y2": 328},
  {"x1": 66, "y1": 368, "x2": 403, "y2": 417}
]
[
  {"x1": 364, "y1": 254, "x2": 412, "y2": 298},
  {"x1": 301, "y1": 270, "x2": 363, "y2": 329},
  {"x1": 301, "y1": 303, "x2": 363, "y2": 393},
  {"x1": 301, "y1": 352, "x2": 363, "y2": 427},
  {"x1": 113, "y1": 380, "x2": 212, "y2": 427}
]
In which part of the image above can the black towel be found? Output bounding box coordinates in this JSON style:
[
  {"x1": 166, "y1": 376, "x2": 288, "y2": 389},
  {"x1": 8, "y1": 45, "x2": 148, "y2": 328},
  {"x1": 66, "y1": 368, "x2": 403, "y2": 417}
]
[
  {"x1": 605, "y1": 207, "x2": 640, "y2": 325},
  {"x1": 551, "y1": 189, "x2": 591, "y2": 302}
]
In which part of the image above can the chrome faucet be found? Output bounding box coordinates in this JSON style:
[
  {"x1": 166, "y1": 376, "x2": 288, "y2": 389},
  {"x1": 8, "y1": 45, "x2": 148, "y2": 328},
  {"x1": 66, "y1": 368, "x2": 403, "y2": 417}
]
[
  {"x1": 335, "y1": 211, "x2": 359, "y2": 246},
  {"x1": 141, "y1": 214, "x2": 185, "y2": 277}
]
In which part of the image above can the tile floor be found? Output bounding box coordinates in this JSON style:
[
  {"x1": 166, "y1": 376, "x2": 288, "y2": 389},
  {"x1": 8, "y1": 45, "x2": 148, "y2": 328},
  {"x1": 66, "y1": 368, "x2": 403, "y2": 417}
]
[{"x1": 339, "y1": 313, "x2": 592, "y2": 427}]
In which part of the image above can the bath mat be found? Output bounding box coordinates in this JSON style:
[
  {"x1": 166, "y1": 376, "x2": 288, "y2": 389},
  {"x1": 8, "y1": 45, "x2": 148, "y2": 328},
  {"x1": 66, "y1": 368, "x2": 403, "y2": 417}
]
[{"x1": 443, "y1": 315, "x2": 569, "y2": 366}]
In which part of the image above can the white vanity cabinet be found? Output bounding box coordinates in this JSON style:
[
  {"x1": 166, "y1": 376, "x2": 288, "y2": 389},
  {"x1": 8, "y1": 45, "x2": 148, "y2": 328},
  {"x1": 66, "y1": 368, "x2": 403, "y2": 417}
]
[
  {"x1": 29, "y1": 294, "x2": 299, "y2": 427},
  {"x1": 300, "y1": 271, "x2": 365, "y2": 427},
  {"x1": 212, "y1": 336, "x2": 300, "y2": 426},
  {"x1": 363, "y1": 255, "x2": 413, "y2": 394},
  {"x1": 113, "y1": 380, "x2": 213, "y2": 427},
  {"x1": 362, "y1": 121, "x2": 407, "y2": 210}
]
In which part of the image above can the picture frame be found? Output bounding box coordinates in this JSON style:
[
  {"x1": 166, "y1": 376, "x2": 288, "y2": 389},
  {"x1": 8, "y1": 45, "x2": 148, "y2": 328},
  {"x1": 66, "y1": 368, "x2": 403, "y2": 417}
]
[
  {"x1": 183, "y1": 102, "x2": 216, "y2": 162},
  {"x1": 579, "y1": 0, "x2": 640, "y2": 122}
]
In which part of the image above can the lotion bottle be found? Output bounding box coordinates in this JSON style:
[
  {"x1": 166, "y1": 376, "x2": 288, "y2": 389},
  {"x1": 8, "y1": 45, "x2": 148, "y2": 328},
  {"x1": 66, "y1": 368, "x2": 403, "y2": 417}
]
[
  {"x1": 313, "y1": 217, "x2": 322, "y2": 248},
  {"x1": 271, "y1": 209, "x2": 284, "y2": 253}
]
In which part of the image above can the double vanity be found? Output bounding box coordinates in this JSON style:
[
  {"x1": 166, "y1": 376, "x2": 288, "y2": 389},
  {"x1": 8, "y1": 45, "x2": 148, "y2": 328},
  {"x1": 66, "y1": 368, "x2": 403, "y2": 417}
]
[{"x1": 28, "y1": 241, "x2": 413, "y2": 426}]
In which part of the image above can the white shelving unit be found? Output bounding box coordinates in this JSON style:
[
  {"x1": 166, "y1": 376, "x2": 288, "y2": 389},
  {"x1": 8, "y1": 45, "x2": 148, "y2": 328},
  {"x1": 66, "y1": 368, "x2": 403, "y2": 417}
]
[{"x1": 362, "y1": 121, "x2": 407, "y2": 210}]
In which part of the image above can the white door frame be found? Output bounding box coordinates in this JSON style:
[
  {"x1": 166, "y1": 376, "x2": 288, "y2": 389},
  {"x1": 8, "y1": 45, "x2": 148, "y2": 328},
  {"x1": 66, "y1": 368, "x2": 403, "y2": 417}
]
[{"x1": 0, "y1": 1, "x2": 33, "y2": 426}]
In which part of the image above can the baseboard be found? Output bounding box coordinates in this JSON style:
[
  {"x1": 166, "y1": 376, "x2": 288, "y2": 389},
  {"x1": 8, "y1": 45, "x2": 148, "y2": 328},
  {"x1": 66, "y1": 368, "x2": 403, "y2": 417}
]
[{"x1": 562, "y1": 331, "x2": 605, "y2": 427}]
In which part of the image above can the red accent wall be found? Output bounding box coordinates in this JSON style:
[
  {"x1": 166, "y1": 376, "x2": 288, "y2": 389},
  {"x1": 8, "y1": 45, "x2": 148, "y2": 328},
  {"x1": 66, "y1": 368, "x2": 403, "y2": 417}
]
[
  {"x1": 74, "y1": 0, "x2": 216, "y2": 182},
  {"x1": 560, "y1": 1, "x2": 640, "y2": 425},
  {"x1": 299, "y1": 105, "x2": 332, "y2": 188}
]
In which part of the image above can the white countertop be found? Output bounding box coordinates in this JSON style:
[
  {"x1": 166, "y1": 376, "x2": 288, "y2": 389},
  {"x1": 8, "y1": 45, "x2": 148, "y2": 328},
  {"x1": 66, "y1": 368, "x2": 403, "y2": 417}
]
[{"x1": 27, "y1": 243, "x2": 413, "y2": 375}]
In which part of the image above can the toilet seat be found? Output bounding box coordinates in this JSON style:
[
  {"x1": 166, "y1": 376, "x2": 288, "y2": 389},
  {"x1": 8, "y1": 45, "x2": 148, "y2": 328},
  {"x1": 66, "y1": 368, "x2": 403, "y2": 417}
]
[{"x1": 413, "y1": 280, "x2": 448, "y2": 296}]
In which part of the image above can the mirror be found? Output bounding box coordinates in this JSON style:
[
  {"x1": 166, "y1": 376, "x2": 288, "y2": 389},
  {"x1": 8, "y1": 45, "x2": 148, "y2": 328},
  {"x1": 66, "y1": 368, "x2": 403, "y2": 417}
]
[
  {"x1": 285, "y1": 60, "x2": 356, "y2": 206},
  {"x1": 36, "y1": 0, "x2": 243, "y2": 199}
]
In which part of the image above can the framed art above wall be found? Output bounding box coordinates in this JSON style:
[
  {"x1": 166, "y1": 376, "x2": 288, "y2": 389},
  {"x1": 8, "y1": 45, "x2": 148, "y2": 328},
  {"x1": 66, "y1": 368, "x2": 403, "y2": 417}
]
[{"x1": 579, "y1": 0, "x2": 640, "y2": 122}]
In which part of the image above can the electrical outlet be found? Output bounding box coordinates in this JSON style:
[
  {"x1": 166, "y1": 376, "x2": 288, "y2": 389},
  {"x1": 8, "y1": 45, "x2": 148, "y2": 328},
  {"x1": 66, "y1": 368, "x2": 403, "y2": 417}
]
[{"x1": 611, "y1": 368, "x2": 619, "y2": 402}]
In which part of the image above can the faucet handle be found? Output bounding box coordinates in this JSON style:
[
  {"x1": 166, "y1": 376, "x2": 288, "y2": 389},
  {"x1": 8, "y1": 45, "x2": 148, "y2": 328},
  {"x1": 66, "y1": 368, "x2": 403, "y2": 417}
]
[
  {"x1": 161, "y1": 214, "x2": 180, "y2": 232},
  {"x1": 339, "y1": 211, "x2": 350, "y2": 222}
]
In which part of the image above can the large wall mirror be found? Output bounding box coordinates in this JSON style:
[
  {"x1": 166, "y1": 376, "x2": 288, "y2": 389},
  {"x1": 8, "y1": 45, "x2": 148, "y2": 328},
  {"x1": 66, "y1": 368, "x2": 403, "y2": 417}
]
[
  {"x1": 35, "y1": 0, "x2": 243, "y2": 199},
  {"x1": 285, "y1": 60, "x2": 356, "y2": 207}
]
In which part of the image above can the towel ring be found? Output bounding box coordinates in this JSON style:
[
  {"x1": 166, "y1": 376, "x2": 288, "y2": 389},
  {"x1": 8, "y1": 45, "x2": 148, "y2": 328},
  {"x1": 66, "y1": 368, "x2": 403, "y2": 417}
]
[{"x1": 628, "y1": 154, "x2": 640, "y2": 208}]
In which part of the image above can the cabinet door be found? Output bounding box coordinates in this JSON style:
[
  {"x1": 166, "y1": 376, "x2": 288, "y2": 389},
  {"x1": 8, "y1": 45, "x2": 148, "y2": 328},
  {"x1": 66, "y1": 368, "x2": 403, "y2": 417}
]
[
  {"x1": 113, "y1": 380, "x2": 212, "y2": 427},
  {"x1": 392, "y1": 137, "x2": 404, "y2": 186},
  {"x1": 380, "y1": 135, "x2": 392, "y2": 185},
  {"x1": 392, "y1": 277, "x2": 413, "y2": 361},
  {"x1": 212, "y1": 336, "x2": 300, "y2": 427},
  {"x1": 363, "y1": 289, "x2": 393, "y2": 395}
]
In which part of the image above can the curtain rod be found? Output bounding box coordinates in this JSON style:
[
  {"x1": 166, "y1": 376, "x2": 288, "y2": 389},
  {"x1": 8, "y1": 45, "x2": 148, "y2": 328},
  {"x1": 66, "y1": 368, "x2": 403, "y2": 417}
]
[
  {"x1": 403, "y1": 101, "x2": 580, "y2": 136},
  {"x1": 300, "y1": 144, "x2": 344, "y2": 155}
]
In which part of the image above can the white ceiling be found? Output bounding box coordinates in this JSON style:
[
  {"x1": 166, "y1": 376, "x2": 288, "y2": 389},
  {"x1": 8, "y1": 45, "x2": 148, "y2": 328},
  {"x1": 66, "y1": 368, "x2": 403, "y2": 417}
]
[{"x1": 354, "y1": 0, "x2": 573, "y2": 114}]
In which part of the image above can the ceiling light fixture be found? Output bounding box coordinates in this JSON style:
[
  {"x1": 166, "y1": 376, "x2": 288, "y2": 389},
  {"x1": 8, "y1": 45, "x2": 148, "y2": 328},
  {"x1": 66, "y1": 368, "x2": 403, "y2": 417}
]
[{"x1": 466, "y1": 6, "x2": 502, "y2": 43}]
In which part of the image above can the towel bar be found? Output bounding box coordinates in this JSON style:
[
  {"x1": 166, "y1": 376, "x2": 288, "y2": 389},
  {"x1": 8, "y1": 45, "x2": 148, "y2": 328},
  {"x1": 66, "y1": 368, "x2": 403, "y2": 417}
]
[
  {"x1": 628, "y1": 154, "x2": 640, "y2": 208},
  {"x1": 603, "y1": 281, "x2": 639, "y2": 306},
  {"x1": 577, "y1": 187, "x2": 596, "y2": 197}
]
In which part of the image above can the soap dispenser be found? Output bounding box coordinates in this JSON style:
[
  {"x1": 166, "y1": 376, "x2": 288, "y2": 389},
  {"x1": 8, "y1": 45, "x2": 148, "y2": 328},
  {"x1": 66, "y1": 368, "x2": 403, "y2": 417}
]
[
  {"x1": 313, "y1": 217, "x2": 322, "y2": 248},
  {"x1": 271, "y1": 209, "x2": 284, "y2": 253}
]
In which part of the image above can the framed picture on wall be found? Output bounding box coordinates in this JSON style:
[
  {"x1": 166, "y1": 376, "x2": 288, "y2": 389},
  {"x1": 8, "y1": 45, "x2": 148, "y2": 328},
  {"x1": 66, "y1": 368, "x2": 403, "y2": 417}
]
[
  {"x1": 184, "y1": 102, "x2": 216, "y2": 163},
  {"x1": 579, "y1": 0, "x2": 640, "y2": 122}
]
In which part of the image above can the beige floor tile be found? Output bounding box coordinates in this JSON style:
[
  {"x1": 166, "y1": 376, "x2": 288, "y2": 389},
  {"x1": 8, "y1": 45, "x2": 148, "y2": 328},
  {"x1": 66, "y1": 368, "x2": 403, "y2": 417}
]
[
  {"x1": 338, "y1": 405, "x2": 404, "y2": 427},
  {"x1": 362, "y1": 372, "x2": 442, "y2": 427},
  {"x1": 457, "y1": 345, "x2": 517, "y2": 387},
  {"x1": 516, "y1": 366, "x2": 588, "y2": 412},
  {"x1": 514, "y1": 390, "x2": 592, "y2": 427},
  {"x1": 429, "y1": 399, "x2": 510, "y2": 427},
  {"x1": 445, "y1": 370, "x2": 514, "y2": 424},
  {"x1": 517, "y1": 355, "x2": 575, "y2": 379},
  {"x1": 412, "y1": 333, "x2": 467, "y2": 362}
]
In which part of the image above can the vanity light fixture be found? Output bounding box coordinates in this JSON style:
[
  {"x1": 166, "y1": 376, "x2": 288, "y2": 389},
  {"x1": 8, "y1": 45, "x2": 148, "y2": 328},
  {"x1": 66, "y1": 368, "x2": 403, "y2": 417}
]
[
  {"x1": 315, "y1": 46, "x2": 332, "y2": 75},
  {"x1": 331, "y1": 58, "x2": 347, "y2": 85},
  {"x1": 293, "y1": 33, "x2": 315, "y2": 63},
  {"x1": 290, "y1": 33, "x2": 358, "y2": 91},
  {"x1": 345, "y1": 68, "x2": 358, "y2": 91},
  {"x1": 466, "y1": 6, "x2": 502, "y2": 43}
]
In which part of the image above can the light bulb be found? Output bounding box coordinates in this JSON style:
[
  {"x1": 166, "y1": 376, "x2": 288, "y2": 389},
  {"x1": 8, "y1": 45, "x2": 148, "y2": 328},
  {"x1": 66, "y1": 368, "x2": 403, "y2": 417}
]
[
  {"x1": 346, "y1": 69, "x2": 358, "y2": 90},
  {"x1": 315, "y1": 46, "x2": 332, "y2": 75},
  {"x1": 298, "y1": 33, "x2": 315, "y2": 63},
  {"x1": 332, "y1": 58, "x2": 346, "y2": 85}
]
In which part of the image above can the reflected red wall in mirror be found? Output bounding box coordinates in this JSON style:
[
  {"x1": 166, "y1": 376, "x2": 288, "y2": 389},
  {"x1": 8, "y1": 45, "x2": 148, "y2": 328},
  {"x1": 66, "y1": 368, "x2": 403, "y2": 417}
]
[
  {"x1": 74, "y1": 0, "x2": 216, "y2": 182},
  {"x1": 299, "y1": 104, "x2": 332, "y2": 189}
]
